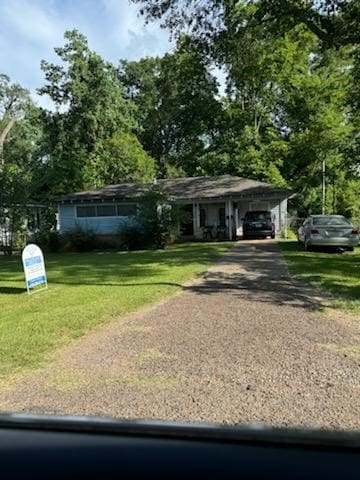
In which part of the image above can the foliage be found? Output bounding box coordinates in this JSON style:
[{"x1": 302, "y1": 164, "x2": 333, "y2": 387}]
[
  {"x1": 98, "y1": 132, "x2": 155, "y2": 184},
  {"x1": 63, "y1": 225, "x2": 97, "y2": 252},
  {"x1": 117, "y1": 186, "x2": 184, "y2": 251},
  {"x1": 0, "y1": 243, "x2": 231, "y2": 376},
  {"x1": 119, "y1": 38, "x2": 222, "y2": 176},
  {"x1": 0, "y1": 162, "x2": 32, "y2": 255},
  {"x1": 131, "y1": 1, "x2": 360, "y2": 217},
  {"x1": 135, "y1": 186, "x2": 183, "y2": 249},
  {"x1": 0, "y1": 77, "x2": 40, "y2": 254},
  {"x1": 119, "y1": 222, "x2": 148, "y2": 251},
  {"x1": 2, "y1": 7, "x2": 360, "y2": 241},
  {"x1": 38, "y1": 30, "x2": 138, "y2": 194},
  {"x1": 0, "y1": 74, "x2": 31, "y2": 165},
  {"x1": 131, "y1": 1, "x2": 359, "y2": 49},
  {"x1": 32, "y1": 229, "x2": 62, "y2": 253}
]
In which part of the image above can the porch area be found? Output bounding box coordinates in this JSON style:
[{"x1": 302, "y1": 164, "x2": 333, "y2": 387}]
[{"x1": 179, "y1": 197, "x2": 287, "y2": 241}]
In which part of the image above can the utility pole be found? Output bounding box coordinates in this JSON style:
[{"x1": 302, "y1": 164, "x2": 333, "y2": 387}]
[{"x1": 322, "y1": 159, "x2": 326, "y2": 215}]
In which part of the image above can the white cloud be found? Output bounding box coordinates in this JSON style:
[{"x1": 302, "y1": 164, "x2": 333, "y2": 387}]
[
  {"x1": 1, "y1": 0, "x2": 62, "y2": 45},
  {"x1": 0, "y1": 0, "x2": 172, "y2": 108}
]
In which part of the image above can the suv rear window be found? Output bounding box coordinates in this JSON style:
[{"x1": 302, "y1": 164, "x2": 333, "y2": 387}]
[{"x1": 245, "y1": 211, "x2": 271, "y2": 221}]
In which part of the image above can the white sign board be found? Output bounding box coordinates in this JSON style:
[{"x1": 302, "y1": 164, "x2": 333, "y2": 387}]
[{"x1": 22, "y1": 244, "x2": 47, "y2": 294}]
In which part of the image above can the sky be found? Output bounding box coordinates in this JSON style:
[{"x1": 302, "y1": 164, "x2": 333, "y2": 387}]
[{"x1": 0, "y1": 0, "x2": 173, "y2": 108}]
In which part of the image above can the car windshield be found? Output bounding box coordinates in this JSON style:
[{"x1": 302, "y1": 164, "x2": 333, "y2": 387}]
[
  {"x1": 312, "y1": 216, "x2": 351, "y2": 226},
  {"x1": 1, "y1": 0, "x2": 359, "y2": 438}
]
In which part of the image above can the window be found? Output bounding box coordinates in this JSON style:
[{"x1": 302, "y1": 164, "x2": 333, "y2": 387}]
[
  {"x1": 77, "y1": 206, "x2": 96, "y2": 217},
  {"x1": 218, "y1": 207, "x2": 225, "y2": 227},
  {"x1": 312, "y1": 216, "x2": 350, "y2": 226},
  {"x1": 117, "y1": 204, "x2": 136, "y2": 216},
  {"x1": 200, "y1": 208, "x2": 206, "y2": 227},
  {"x1": 97, "y1": 205, "x2": 116, "y2": 217},
  {"x1": 245, "y1": 211, "x2": 271, "y2": 221},
  {"x1": 76, "y1": 204, "x2": 136, "y2": 218}
]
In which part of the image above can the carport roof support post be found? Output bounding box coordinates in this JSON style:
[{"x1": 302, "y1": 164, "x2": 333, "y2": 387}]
[{"x1": 227, "y1": 199, "x2": 233, "y2": 241}]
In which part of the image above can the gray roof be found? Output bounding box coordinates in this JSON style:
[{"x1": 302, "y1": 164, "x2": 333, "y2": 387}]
[{"x1": 57, "y1": 175, "x2": 292, "y2": 203}]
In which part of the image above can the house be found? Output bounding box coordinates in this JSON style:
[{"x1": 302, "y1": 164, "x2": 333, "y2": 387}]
[{"x1": 57, "y1": 175, "x2": 293, "y2": 241}]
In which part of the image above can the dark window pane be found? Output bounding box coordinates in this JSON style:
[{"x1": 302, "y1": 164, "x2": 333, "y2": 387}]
[
  {"x1": 117, "y1": 204, "x2": 136, "y2": 216},
  {"x1": 200, "y1": 208, "x2": 206, "y2": 227},
  {"x1": 245, "y1": 211, "x2": 271, "y2": 221},
  {"x1": 97, "y1": 205, "x2": 116, "y2": 217},
  {"x1": 219, "y1": 207, "x2": 225, "y2": 227},
  {"x1": 77, "y1": 206, "x2": 96, "y2": 217}
]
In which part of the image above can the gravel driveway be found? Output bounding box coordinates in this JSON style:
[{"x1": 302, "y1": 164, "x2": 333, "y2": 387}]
[{"x1": 1, "y1": 240, "x2": 359, "y2": 429}]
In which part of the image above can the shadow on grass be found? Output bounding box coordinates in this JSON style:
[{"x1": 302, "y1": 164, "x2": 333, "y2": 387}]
[{"x1": 0, "y1": 286, "x2": 25, "y2": 294}]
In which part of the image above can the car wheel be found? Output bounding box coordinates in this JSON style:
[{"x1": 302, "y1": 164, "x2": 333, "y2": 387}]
[
  {"x1": 271, "y1": 233, "x2": 275, "y2": 239},
  {"x1": 243, "y1": 234, "x2": 248, "y2": 240},
  {"x1": 347, "y1": 246, "x2": 354, "y2": 252}
]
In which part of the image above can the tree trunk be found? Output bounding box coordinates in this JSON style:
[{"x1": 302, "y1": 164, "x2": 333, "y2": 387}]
[{"x1": 0, "y1": 117, "x2": 16, "y2": 166}]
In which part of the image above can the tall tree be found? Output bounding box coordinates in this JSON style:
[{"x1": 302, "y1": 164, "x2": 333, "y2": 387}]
[
  {"x1": 38, "y1": 30, "x2": 152, "y2": 194},
  {"x1": 0, "y1": 89, "x2": 43, "y2": 253},
  {"x1": 0, "y1": 74, "x2": 30, "y2": 167},
  {"x1": 132, "y1": 0, "x2": 359, "y2": 49},
  {"x1": 119, "y1": 38, "x2": 223, "y2": 176},
  {"x1": 133, "y1": 0, "x2": 359, "y2": 216}
]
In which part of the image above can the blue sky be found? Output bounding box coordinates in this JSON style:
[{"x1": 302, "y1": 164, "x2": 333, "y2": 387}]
[{"x1": 0, "y1": 0, "x2": 172, "y2": 108}]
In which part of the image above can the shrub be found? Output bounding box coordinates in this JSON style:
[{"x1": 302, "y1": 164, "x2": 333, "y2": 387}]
[
  {"x1": 63, "y1": 225, "x2": 97, "y2": 252},
  {"x1": 135, "y1": 186, "x2": 182, "y2": 249},
  {"x1": 32, "y1": 229, "x2": 62, "y2": 253},
  {"x1": 119, "y1": 223, "x2": 148, "y2": 251}
]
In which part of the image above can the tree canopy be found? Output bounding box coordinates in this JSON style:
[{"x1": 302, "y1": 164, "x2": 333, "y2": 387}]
[
  {"x1": 1, "y1": 2, "x2": 360, "y2": 246},
  {"x1": 119, "y1": 38, "x2": 222, "y2": 176},
  {"x1": 37, "y1": 30, "x2": 151, "y2": 194}
]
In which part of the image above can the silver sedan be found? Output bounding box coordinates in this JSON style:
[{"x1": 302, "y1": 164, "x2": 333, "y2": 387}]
[{"x1": 297, "y1": 215, "x2": 359, "y2": 251}]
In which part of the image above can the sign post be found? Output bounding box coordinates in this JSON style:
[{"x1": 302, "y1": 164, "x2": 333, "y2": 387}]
[{"x1": 22, "y1": 244, "x2": 48, "y2": 295}]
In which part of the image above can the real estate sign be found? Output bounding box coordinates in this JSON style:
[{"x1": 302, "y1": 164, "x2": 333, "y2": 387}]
[{"x1": 22, "y1": 244, "x2": 47, "y2": 294}]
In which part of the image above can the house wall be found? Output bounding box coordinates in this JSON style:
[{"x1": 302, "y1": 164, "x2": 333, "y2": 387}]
[
  {"x1": 59, "y1": 196, "x2": 288, "y2": 239},
  {"x1": 58, "y1": 204, "x2": 132, "y2": 235},
  {"x1": 58, "y1": 205, "x2": 76, "y2": 234}
]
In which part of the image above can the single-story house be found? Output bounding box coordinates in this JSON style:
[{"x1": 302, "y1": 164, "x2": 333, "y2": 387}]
[{"x1": 57, "y1": 175, "x2": 294, "y2": 241}]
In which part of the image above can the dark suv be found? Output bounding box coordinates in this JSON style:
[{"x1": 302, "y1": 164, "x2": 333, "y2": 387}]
[{"x1": 243, "y1": 210, "x2": 275, "y2": 239}]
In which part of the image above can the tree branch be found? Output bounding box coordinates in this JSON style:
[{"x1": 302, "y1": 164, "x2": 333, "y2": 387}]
[{"x1": 0, "y1": 117, "x2": 16, "y2": 166}]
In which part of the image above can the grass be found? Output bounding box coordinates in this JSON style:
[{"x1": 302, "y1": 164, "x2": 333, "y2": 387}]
[
  {"x1": 279, "y1": 241, "x2": 360, "y2": 313},
  {"x1": 0, "y1": 242, "x2": 231, "y2": 377}
]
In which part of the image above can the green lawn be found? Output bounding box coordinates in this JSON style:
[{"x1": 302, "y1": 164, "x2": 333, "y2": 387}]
[
  {"x1": 279, "y1": 241, "x2": 360, "y2": 313},
  {"x1": 0, "y1": 243, "x2": 231, "y2": 377}
]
